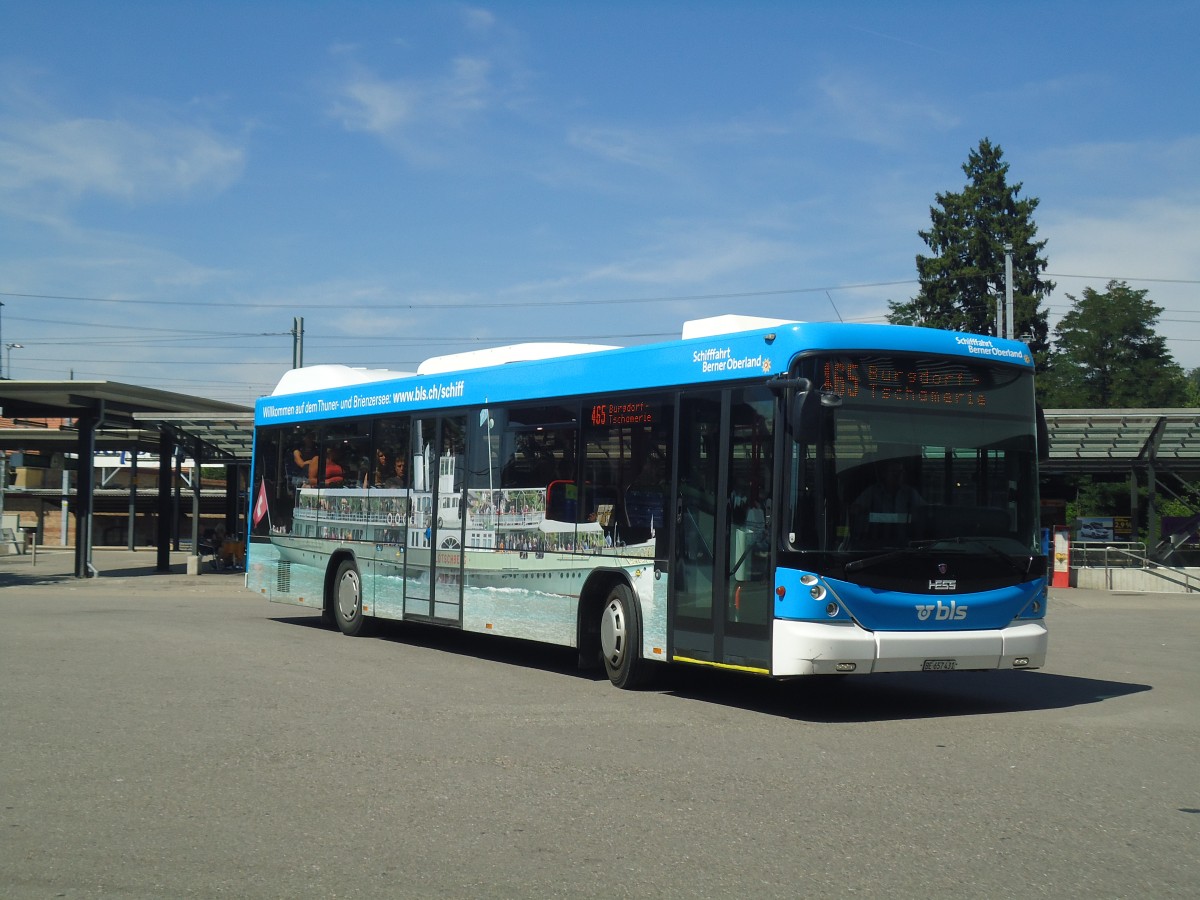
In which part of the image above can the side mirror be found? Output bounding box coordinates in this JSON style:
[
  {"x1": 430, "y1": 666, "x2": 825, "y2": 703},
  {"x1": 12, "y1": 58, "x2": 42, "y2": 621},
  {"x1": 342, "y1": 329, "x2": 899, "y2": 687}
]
[
  {"x1": 787, "y1": 380, "x2": 842, "y2": 441},
  {"x1": 1036, "y1": 403, "x2": 1050, "y2": 462}
]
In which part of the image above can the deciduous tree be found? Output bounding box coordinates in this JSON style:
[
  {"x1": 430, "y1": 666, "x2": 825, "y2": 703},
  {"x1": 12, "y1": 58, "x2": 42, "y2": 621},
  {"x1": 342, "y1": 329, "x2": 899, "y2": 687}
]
[
  {"x1": 1041, "y1": 280, "x2": 1189, "y2": 408},
  {"x1": 1186, "y1": 367, "x2": 1200, "y2": 406}
]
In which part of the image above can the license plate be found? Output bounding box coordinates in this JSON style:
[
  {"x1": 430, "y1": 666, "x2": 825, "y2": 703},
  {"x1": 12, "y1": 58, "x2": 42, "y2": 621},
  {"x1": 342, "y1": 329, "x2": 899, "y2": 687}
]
[{"x1": 923, "y1": 659, "x2": 957, "y2": 671}]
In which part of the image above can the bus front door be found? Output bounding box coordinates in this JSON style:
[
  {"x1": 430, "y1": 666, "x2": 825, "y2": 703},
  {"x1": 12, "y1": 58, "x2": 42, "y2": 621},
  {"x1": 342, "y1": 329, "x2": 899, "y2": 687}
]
[
  {"x1": 671, "y1": 388, "x2": 773, "y2": 674},
  {"x1": 404, "y1": 416, "x2": 466, "y2": 625}
]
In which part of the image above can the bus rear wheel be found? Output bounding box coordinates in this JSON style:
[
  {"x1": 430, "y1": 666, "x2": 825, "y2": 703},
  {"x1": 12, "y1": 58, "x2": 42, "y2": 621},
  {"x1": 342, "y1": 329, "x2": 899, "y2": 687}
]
[
  {"x1": 332, "y1": 559, "x2": 369, "y2": 636},
  {"x1": 600, "y1": 583, "x2": 654, "y2": 689}
]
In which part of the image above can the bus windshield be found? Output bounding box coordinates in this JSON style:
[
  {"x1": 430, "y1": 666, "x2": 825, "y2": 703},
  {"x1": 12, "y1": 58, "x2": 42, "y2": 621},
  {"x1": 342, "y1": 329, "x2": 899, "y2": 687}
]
[{"x1": 786, "y1": 353, "x2": 1040, "y2": 558}]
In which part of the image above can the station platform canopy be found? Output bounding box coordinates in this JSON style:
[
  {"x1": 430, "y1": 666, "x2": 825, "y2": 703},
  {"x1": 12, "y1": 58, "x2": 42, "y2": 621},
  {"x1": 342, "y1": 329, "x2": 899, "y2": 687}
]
[
  {"x1": 0, "y1": 380, "x2": 253, "y2": 577},
  {"x1": 0, "y1": 380, "x2": 252, "y2": 460},
  {"x1": 1043, "y1": 409, "x2": 1200, "y2": 476}
]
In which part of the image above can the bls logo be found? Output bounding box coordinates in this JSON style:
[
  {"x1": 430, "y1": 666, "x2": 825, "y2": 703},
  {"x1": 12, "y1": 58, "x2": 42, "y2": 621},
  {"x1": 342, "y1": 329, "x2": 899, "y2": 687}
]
[{"x1": 915, "y1": 600, "x2": 968, "y2": 621}]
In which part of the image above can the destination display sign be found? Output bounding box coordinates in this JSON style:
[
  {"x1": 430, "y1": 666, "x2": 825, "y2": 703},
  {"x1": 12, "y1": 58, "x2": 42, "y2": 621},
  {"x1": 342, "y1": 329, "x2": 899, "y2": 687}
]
[
  {"x1": 590, "y1": 400, "x2": 659, "y2": 427},
  {"x1": 818, "y1": 357, "x2": 996, "y2": 409}
]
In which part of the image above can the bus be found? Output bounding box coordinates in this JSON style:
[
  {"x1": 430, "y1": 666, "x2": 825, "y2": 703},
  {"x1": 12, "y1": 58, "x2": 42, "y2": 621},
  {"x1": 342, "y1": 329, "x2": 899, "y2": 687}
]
[{"x1": 247, "y1": 314, "x2": 1048, "y2": 688}]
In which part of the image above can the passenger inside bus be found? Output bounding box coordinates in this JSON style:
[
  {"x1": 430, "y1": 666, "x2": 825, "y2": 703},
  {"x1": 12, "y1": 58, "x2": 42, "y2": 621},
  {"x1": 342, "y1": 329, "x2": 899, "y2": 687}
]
[
  {"x1": 384, "y1": 455, "x2": 407, "y2": 488},
  {"x1": 301, "y1": 446, "x2": 346, "y2": 488},
  {"x1": 291, "y1": 433, "x2": 318, "y2": 489},
  {"x1": 363, "y1": 447, "x2": 390, "y2": 487},
  {"x1": 323, "y1": 447, "x2": 345, "y2": 486}
]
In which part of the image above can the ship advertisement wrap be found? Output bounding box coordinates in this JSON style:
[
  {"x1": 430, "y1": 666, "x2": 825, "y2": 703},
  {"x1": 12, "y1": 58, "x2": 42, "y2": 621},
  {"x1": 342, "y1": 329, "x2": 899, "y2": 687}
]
[
  {"x1": 253, "y1": 460, "x2": 667, "y2": 656},
  {"x1": 259, "y1": 378, "x2": 469, "y2": 423}
]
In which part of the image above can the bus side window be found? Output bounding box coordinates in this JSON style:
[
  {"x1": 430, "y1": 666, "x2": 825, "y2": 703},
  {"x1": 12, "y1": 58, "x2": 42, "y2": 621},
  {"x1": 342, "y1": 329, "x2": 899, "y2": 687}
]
[{"x1": 546, "y1": 480, "x2": 577, "y2": 522}]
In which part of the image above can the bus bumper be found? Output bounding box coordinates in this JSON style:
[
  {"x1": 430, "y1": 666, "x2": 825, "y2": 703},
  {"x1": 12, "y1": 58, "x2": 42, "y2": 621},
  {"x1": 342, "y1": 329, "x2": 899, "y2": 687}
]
[{"x1": 771, "y1": 619, "x2": 1048, "y2": 676}]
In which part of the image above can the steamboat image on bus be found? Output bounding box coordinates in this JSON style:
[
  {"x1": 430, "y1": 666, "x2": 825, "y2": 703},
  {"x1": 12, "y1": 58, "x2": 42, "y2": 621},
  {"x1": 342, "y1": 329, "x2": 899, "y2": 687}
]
[{"x1": 247, "y1": 315, "x2": 1047, "y2": 688}]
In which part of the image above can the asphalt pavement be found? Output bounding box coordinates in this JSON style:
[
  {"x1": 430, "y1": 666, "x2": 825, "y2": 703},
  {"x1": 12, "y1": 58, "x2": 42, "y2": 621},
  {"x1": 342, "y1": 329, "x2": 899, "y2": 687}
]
[{"x1": 1, "y1": 548, "x2": 1198, "y2": 899}]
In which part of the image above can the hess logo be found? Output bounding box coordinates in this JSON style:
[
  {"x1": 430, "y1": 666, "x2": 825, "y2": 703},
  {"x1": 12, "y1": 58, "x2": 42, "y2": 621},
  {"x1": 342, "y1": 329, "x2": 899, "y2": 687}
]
[{"x1": 916, "y1": 600, "x2": 968, "y2": 621}]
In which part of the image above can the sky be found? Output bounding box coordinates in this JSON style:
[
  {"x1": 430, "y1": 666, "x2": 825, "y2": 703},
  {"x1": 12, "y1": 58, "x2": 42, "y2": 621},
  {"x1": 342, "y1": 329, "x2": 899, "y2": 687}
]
[{"x1": 1, "y1": 1, "x2": 1198, "y2": 407}]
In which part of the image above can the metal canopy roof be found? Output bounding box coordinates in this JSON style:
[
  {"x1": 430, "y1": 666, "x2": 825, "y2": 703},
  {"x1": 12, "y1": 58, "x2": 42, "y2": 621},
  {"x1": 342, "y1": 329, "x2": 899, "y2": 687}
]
[
  {"x1": 1043, "y1": 409, "x2": 1200, "y2": 474},
  {"x1": 0, "y1": 380, "x2": 253, "y2": 461},
  {"x1": 132, "y1": 412, "x2": 256, "y2": 461},
  {"x1": 0, "y1": 380, "x2": 246, "y2": 421}
]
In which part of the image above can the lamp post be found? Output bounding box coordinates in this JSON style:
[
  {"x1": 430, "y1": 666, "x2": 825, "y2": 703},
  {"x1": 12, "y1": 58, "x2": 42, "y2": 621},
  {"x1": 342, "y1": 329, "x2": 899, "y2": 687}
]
[{"x1": 5, "y1": 343, "x2": 23, "y2": 379}]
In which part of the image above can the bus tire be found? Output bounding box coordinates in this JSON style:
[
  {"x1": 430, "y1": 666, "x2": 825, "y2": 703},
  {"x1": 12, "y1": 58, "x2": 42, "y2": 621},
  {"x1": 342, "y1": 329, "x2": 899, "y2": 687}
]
[
  {"x1": 332, "y1": 558, "x2": 369, "y2": 636},
  {"x1": 600, "y1": 583, "x2": 654, "y2": 689}
]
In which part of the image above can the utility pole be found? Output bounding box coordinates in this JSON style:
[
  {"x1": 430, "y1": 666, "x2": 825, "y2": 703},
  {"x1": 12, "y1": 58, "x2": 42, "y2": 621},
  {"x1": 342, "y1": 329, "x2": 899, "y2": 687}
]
[
  {"x1": 291, "y1": 317, "x2": 304, "y2": 369},
  {"x1": 1004, "y1": 242, "x2": 1014, "y2": 340}
]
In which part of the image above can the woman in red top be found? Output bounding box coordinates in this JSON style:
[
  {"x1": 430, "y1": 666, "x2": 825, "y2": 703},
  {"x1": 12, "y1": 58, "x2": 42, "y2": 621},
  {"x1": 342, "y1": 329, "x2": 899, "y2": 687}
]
[
  {"x1": 303, "y1": 446, "x2": 345, "y2": 487},
  {"x1": 322, "y1": 447, "x2": 345, "y2": 486}
]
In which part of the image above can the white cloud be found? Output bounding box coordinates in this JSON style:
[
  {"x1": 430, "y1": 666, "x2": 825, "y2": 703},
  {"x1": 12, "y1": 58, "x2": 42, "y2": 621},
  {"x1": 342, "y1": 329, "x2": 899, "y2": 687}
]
[
  {"x1": 332, "y1": 74, "x2": 418, "y2": 133},
  {"x1": 444, "y1": 56, "x2": 493, "y2": 115},
  {"x1": 1043, "y1": 194, "x2": 1200, "y2": 369},
  {"x1": 566, "y1": 125, "x2": 675, "y2": 172},
  {"x1": 0, "y1": 113, "x2": 244, "y2": 203},
  {"x1": 813, "y1": 72, "x2": 959, "y2": 148},
  {"x1": 584, "y1": 236, "x2": 793, "y2": 287},
  {"x1": 504, "y1": 221, "x2": 802, "y2": 298},
  {"x1": 1046, "y1": 195, "x2": 1200, "y2": 284},
  {"x1": 328, "y1": 54, "x2": 505, "y2": 168},
  {"x1": 325, "y1": 6, "x2": 536, "y2": 167},
  {"x1": 460, "y1": 6, "x2": 497, "y2": 34},
  {"x1": 1037, "y1": 136, "x2": 1200, "y2": 204}
]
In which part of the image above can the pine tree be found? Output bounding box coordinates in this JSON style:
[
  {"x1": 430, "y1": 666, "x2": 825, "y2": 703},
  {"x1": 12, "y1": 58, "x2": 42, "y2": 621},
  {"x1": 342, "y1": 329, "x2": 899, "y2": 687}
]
[
  {"x1": 889, "y1": 138, "x2": 1053, "y2": 363},
  {"x1": 1041, "y1": 280, "x2": 1189, "y2": 408}
]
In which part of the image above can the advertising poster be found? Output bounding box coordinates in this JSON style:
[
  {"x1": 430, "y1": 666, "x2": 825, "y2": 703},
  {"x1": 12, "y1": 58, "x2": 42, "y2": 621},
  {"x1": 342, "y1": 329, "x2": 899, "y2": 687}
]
[{"x1": 1075, "y1": 517, "x2": 1114, "y2": 541}]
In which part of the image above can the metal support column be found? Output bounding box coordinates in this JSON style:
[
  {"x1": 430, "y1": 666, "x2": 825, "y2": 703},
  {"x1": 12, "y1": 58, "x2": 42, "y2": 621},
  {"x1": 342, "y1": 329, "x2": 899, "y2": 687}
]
[
  {"x1": 172, "y1": 450, "x2": 182, "y2": 551},
  {"x1": 1129, "y1": 469, "x2": 1138, "y2": 538},
  {"x1": 74, "y1": 416, "x2": 96, "y2": 578},
  {"x1": 191, "y1": 436, "x2": 202, "y2": 560},
  {"x1": 156, "y1": 429, "x2": 173, "y2": 572},
  {"x1": 1143, "y1": 417, "x2": 1167, "y2": 547},
  {"x1": 128, "y1": 452, "x2": 138, "y2": 550}
]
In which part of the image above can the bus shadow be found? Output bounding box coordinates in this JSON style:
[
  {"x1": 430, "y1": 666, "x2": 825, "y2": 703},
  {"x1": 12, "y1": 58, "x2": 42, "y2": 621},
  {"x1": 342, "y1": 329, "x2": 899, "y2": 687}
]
[
  {"x1": 658, "y1": 667, "x2": 1152, "y2": 722},
  {"x1": 271, "y1": 615, "x2": 595, "y2": 679},
  {"x1": 269, "y1": 614, "x2": 1151, "y2": 720}
]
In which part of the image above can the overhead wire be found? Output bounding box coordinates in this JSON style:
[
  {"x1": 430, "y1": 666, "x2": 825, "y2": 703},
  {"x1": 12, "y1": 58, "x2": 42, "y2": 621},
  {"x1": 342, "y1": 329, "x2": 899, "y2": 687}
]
[
  {"x1": 0, "y1": 280, "x2": 921, "y2": 310},
  {"x1": 3, "y1": 271, "x2": 1194, "y2": 397},
  {"x1": 3, "y1": 271, "x2": 1196, "y2": 310}
]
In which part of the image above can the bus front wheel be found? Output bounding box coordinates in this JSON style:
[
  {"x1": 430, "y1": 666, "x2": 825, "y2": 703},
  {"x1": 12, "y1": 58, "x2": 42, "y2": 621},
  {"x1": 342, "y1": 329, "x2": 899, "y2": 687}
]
[
  {"x1": 600, "y1": 583, "x2": 653, "y2": 689},
  {"x1": 332, "y1": 559, "x2": 369, "y2": 636}
]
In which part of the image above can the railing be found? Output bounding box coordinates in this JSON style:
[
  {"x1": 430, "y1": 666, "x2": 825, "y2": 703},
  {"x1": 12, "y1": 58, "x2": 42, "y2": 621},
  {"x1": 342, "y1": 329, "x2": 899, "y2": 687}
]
[
  {"x1": 1071, "y1": 541, "x2": 1200, "y2": 593},
  {"x1": 1070, "y1": 542, "x2": 1147, "y2": 568}
]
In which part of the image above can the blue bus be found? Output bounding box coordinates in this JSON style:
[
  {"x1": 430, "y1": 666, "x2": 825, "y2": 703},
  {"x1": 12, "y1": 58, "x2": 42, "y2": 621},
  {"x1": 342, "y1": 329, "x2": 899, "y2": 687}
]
[{"x1": 248, "y1": 315, "x2": 1048, "y2": 688}]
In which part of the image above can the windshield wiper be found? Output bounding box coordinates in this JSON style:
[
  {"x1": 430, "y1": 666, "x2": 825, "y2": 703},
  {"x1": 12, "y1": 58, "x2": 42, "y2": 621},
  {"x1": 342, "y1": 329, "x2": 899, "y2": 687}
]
[
  {"x1": 918, "y1": 536, "x2": 1033, "y2": 577},
  {"x1": 843, "y1": 548, "x2": 912, "y2": 573},
  {"x1": 843, "y1": 538, "x2": 1034, "y2": 577}
]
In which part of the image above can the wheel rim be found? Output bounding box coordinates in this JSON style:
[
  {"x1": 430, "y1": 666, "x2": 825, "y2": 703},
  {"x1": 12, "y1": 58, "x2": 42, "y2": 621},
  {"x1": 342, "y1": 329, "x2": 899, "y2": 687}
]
[
  {"x1": 600, "y1": 596, "x2": 626, "y2": 667},
  {"x1": 337, "y1": 567, "x2": 361, "y2": 621}
]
